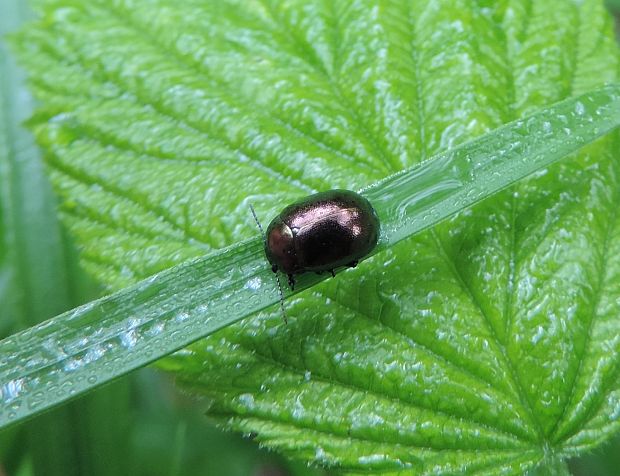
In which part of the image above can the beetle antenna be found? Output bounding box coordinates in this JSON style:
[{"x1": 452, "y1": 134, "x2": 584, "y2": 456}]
[
  {"x1": 273, "y1": 272, "x2": 288, "y2": 325},
  {"x1": 249, "y1": 203, "x2": 265, "y2": 238},
  {"x1": 249, "y1": 204, "x2": 288, "y2": 324}
]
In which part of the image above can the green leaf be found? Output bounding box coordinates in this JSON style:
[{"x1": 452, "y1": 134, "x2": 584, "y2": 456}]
[{"x1": 7, "y1": 0, "x2": 620, "y2": 474}]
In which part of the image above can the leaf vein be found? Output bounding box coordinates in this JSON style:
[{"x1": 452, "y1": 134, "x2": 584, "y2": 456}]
[
  {"x1": 234, "y1": 343, "x2": 532, "y2": 442},
  {"x1": 99, "y1": 0, "x2": 380, "y2": 178},
  {"x1": 47, "y1": 153, "x2": 204, "y2": 243},
  {"x1": 549, "y1": 143, "x2": 620, "y2": 442},
  {"x1": 257, "y1": 0, "x2": 399, "y2": 173},
  {"x1": 431, "y1": 231, "x2": 544, "y2": 442},
  {"x1": 61, "y1": 205, "x2": 180, "y2": 245},
  {"x1": 31, "y1": 33, "x2": 319, "y2": 195},
  {"x1": 208, "y1": 407, "x2": 528, "y2": 453},
  {"x1": 323, "y1": 289, "x2": 531, "y2": 432}
]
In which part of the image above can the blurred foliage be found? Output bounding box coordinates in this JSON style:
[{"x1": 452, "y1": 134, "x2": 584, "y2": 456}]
[{"x1": 607, "y1": 0, "x2": 620, "y2": 10}]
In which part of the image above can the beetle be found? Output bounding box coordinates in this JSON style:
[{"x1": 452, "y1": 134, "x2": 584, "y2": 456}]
[{"x1": 263, "y1": 189, "x2": 380, "y2": 289}]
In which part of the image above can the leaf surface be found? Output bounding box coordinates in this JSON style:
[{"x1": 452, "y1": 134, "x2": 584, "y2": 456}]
[{"x1": 12, "y1": 0, "x2": 620, "y2": 473}]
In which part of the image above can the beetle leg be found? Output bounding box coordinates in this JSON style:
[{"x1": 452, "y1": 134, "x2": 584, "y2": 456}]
[
  {"x1": 288, "y1": 274, "x2": 296, "y2": 290},
  {"x1": 348, "y1": 260, "x2": 359, "y2": 268},
  {"x1": 271, "y1": 264, "x2": 278, "y2": 273},
  {"x1": 330, "y1": 269, "x2": 335, "y2": 277}
]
